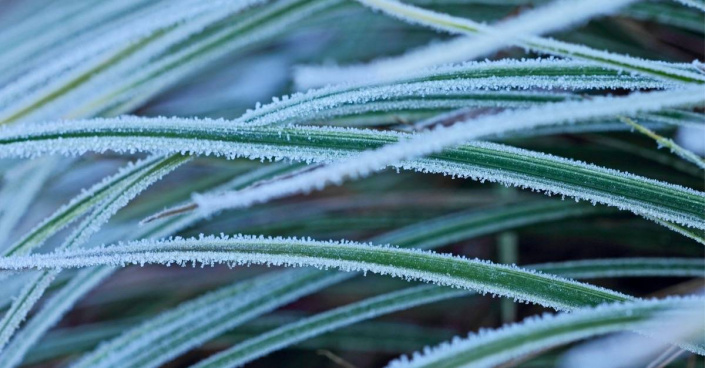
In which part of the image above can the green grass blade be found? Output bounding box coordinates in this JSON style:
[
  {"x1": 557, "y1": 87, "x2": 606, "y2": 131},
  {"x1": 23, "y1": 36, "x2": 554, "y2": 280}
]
[
  {"x1": 0, "y1": 234, "x2": 634, "y2": 311},
  {"x1": 650, "y1": 217, "x2": 705, "y2": 245},
  {"x1": 0, "y1": 96, "x2": 702, "y2": 230},
  {"x1": 0, "y1": 267, "x2": 113, "y2": 368},
  {"x1": 619, "y1": 116, "x2": 705, "y2": 170},
  {"x1": 0, "y1": 155, "x2": 188, "y2": 354},
  {"x1": 2, "y1": 156, "x2": 166, "y2": 257},
  {"x1": 56, "y1": 199, "x2": 637, "y2": 368},
  {"x1": 672, "y1": 0, "x2": 705, "y2": 12},
  {"x1": 68, "y1": 269, "x2": 348, "y2": 368},
  {"x1": 385, "y1": 297, "x2": 705, "y2": 368},
  {"x1": 347, "y1": 0, "x2": 705, "y2": 84},
  {"x1": 188, "y1": 258, "x2": 705, "y2": 368},
  {"x1": 0, "y1": 162, "x2": 306, "y2": 368}
]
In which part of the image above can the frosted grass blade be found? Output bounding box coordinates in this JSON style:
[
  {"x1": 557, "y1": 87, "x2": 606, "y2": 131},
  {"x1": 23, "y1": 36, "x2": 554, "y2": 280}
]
[
  {"x1": 316, "y1": 0, "x2": 705, "y2": 85},
  {"x1": 619, "y1": 116, "x2": 705, "y2": 170},
  {"x1": 0, "y1": 267, "x2": 113, "y2": 368},
  {"x1": 190, "y1": 88, "x2": 705, "y2": 228},
  {"x1": 59, "y1": 200, "x2": 664, "y2": 368},
  {"x1": 0, "y1": 98, "x2": 702, "y2": 230},
  {"x1": 331, "y1": 0, "x2": 639, "y2": 85},
  {"x1": 0, "y1": 155, "x2": 189, "y2": 354},
  {"x1": 385, "y1": 297, "x2": 705, "y2": 368},
  {"x1": 0, "y1": 162, "x2": 303, "y2": 368},
  {"x1": 3, "y1": 156, "x2": 166, "y2": 257},
  {"x1": 69, "y1": 269, "x2": 347, "y2": 368},
  {"x1": 188, "y1": 258, "x2": 705, "y2": 368},
  {"x1": 0, "y1": 234, "x2": 634, "y2": 311}
]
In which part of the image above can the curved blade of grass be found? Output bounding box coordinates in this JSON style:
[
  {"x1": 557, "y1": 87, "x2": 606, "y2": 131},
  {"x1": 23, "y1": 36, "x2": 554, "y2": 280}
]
[
  {"x1": 24, "y1": 317, "x2": 451, "y2": 365},
  {"x1": 142, "y1": 162, "x2": 307, "y2": 225},
  {"x1": 0, "y1": 154, "x2": 189, "y2": 354},
  {"x1": 558, "y1": 302, "x2": 705, "y2": 367},
  {"x1": 60, "y1": 199, "x2": 623, "y2": 368},
  {"x1": 619, "y1": 116, "x2": 705, "y2": 170},
  {"x1": 0, "y1": 0, "x2": 160, "y2": 85},
  {"x1": 583, "y1": 134, "x2": 704, "y2": 179},
  {"x1": 70, "y1": 0, "x2": 342, "y2": 120},
  {"x1": 0, "y1": 0, "x2": 269, "y2": 125},
  {"x1": 530, "y1": 258, "x2": 705, "y2": 279},
  {"x1": 384, "y1": 297, "x2": 705, "y2": 368},
  {"x1": 31, "y1": 257, "x2": 698, "y2": 366},
  {"x1": 624, "y1": 2, "x2": 705, "y2": 32},
  {"x1": 649, "y1": 217, "x2": 705, "y2": 246},
  {"x1": 187, "y1": 88, "x2": 705, "y2": 228},
  {"x1": 0, "y1": 234, "x2": 635, "y2": 311},
  {"x1": 68, "y1": 255, "x2": 702, "y2": 368},
  {"x1": 0, "y1": 161, "x2": 304, "y2": 368},
  {"x1": 326, "y1": 0, "x2": 705, "y2": 85},
  {"x1": 100, "y1": 69, "x2": 660, "y2": 131},
  {"x1": 2, "y1": 156, "x2": 166, "y2": 257},
  {"x1": 0, "y1": 266, "x2": 113, "y2": 368},
  {"x1": 187, "y1": 257, "x2": 705, "y2": 368},
  {"x1": 0, "y1": 103, "x2": 702, "y2": 231},
  {"x1": 293, "y1": 57, "x2": 669, "y2": 92},
  {"x1": 68, "y1": 268, "x2": 347, "y2": 368},
  {"x1": 315, "y1": 0, "x2": 641, "y2": 86}
]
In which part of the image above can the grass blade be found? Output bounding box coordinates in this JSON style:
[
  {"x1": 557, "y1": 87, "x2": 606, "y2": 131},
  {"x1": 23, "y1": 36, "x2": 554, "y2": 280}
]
[
  {"x1": 619, "y1": 116, "x2": 705, "y2": 170},
  {"x1": 68, "y1": 268, "x2": 347, "y2": 368},
  {"x1": 0, "y1": 155, "x2": 189, "y2": 354},
  {"x1": 341, "y1": 0, "x2": 705, "y2": 84},
  {"x1": 56, "y1": 199, "x2": 646, "y2": 368},
  {"x1": 385, "y1": 297, "x2": 705, "y2": 368},
  {"x1": 2, "y1": 156, "x2": 167, "y2": 257},
  {"x1": 192, "y1": 88, "x2": 705, "y2": 228},
  {"x1": 0, "y1": 234, "x2": 633, "y2": 311},
  {"x1": 672, "y1": 0, "x2": 705, "y2": 11},
  {"x1": 0, "y1": 267, "x2": 113, "y2": 368},
  {"x1": 0, "y1": 106, "x2": 702, "y2": 230},
  {"x1": 188, "y1": 258, "x2": 705, "y2": 368},
  {"x1": 329, "y1": 0, "x2": 639, "y2": 86}
]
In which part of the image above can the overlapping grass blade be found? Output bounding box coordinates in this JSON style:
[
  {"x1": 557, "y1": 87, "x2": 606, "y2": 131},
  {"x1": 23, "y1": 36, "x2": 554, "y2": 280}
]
[
  {"x1": 619, "y1": 116, "x2": 705, "y2": 170},
  {"x1": 313, "y1": 0, "x2": 640, "y2": 86},
  {"x1": 117, "y1": 59, "x2": 673, "y2": 130},
  {"x1": 15, "y1": 200, "x2": 608, "y2": 368},
  {"x1": 24, "y1": 317, "x2": 451, "y2": 365},
  {"x1": 0, "y1": 161, "x2": 301, "y2": 368},
  {"x1": 185, "y1": 88, "x2": 704, "y2": 228},
  {"x1": 293, "y1": 57, "x2": 670, "y2": 91},
  {"x1": 0, "y1": 0, "x2": 274, "y2": 125},
  {"x1": 68, "y1": 268, "x2": 346, "y2": 368},
  {"x1": 624, "y1": 1, "x2": 705, "y2": 32},
  {"x1": 2, "y1": 156, "x2": 167, "y2": 257},
  {"x1": 672, "y1": 0, "x2": 705, "y2": 12},
  {"x1": 384, "y1": 297, "x2": 705, "y2": 368},
  {"x1": 0, "y1": 99, "x2": 702, "y2": 230},
  {"x1": 649, "y1": 217, "x2": 705, "y2": 245},
  {"x1": 0, "y1": 267, "x2": 113, "y2": 368},
  {"x1": 0, "y1": 155, "x2": 189, "y2": 354},
  {"x1": 188, "y1": 258, "x2": 705, "y2": 368},
  {"x1": 0, "y1": 234, "x2": 634, "y2": 311},
  {"x1": 323, "y1": 0, "x2": 705, "y2": 85}
]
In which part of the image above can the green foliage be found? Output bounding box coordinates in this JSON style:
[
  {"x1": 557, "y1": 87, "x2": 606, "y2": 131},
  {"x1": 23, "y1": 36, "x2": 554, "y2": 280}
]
[{"x1": 0, "y1": 0, "x2": 702, "y2": 367}]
